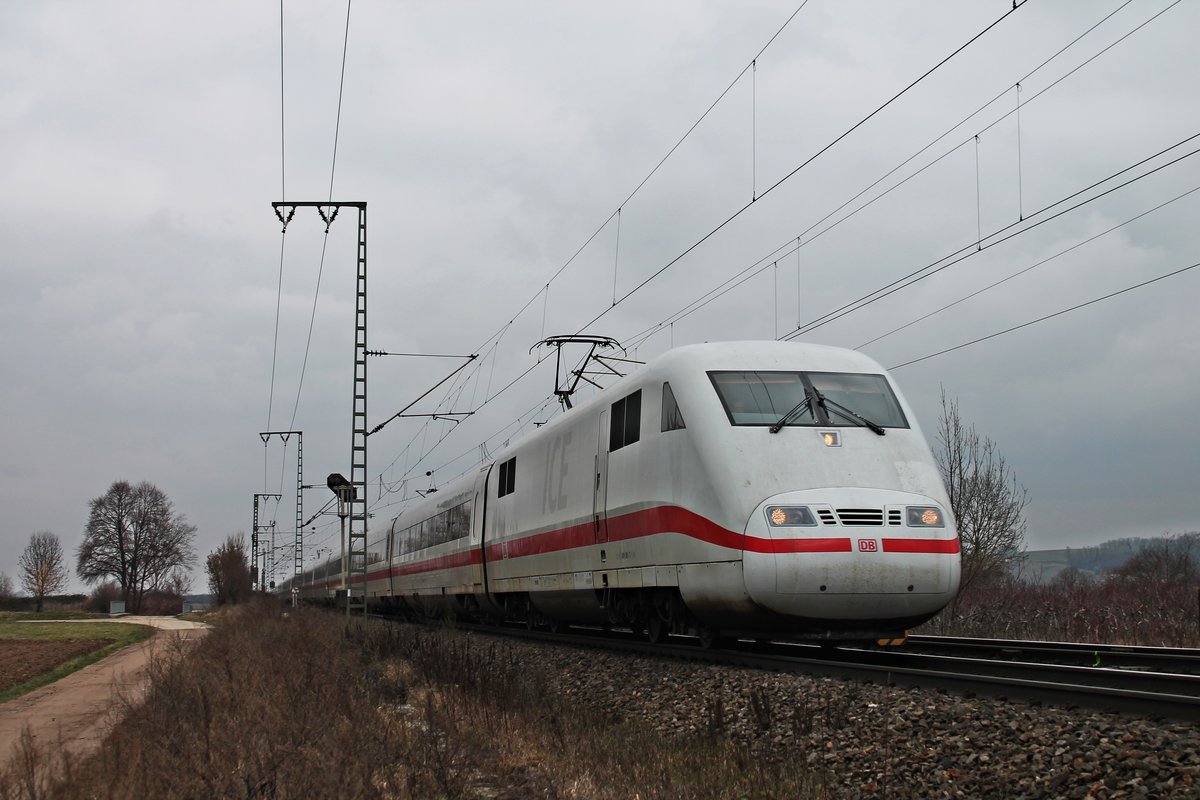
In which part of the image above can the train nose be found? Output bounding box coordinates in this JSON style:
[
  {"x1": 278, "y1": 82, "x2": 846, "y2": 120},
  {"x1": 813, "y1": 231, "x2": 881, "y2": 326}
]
[{"x1": 742, "y1": 489, "x2": 960, "y2": 621}]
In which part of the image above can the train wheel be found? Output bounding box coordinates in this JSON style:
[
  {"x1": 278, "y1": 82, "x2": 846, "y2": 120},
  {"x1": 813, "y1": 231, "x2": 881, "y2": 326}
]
[
  {"x1": 698, "y1": 626, "x2": 724, "y2": 650},
  {"x1": 646, "y1": 615, "x2": 668, "y2": 644}
]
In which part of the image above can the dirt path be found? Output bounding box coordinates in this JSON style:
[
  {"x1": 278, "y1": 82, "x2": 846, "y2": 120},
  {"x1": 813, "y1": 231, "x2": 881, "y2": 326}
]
[{"x1": 0, "y1": 616, "x2": 209, "y2": 770}]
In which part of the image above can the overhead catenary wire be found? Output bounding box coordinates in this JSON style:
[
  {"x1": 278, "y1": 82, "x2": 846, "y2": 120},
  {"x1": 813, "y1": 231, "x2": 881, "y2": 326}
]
[
  {"x1": 1016, "y1": 82, "x2": 1024, "y2": 220},
  {"x1": 370, "y1": 392, "x2": 560, "y2": 515},
  {"x1": 366, "y1": 0, "x2": 1033, "y2": 511},
  {"x1": 857, "y1": 183, "x2": 1200, "y2": 350},
  {"x1": 287, "y1": 0, "x2": 354, "y2": 431},
  {"x1": 783, "y1": 133, "x2": 1200, "y2": 339},
  {"x1": 375, "y1": 1, "x2": 1100, "y2": 505},
  {"x1": 276, "y1": 1, "x2": 1141, "y2": 495},
  {"x1": 369, "y1": 357, "x2": 556, "y2": 508},
  {"x1": 370, "y1": 348, "x2": 565, "y2": 500},
  {"x1": 361, "y1": 0, "x2": 1173, "y2": 526},
  {"x1": 779, "y1": 0, "x2": 1150, "y2": 274},
  {"x1": 447, "y1": 0, "x2": 815, "y2": 386},
  {"x1": 278, "y1": 0, "x2": 286, "y2": 208},
  {"x1": 569, "y1": 2, "x2": 1026, "y2": 339},
  {"x1": 622, "y1": 0, "x2": 1183, "y2": 355},
  {"x1": 260, "y1": 0, "x2": 354, "y2": 565},
  {"x1": 265, "y1": 0, "x2": 288, "y2": 489},
  {"x1": 888, "y1": 261, "x2": 1200, "y2": 371}
]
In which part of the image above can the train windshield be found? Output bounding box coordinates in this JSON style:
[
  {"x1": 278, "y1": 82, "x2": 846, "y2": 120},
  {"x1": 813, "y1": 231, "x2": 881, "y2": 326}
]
[{"x1": 708, "y1": 371, "x2": 908, "y2": 429}]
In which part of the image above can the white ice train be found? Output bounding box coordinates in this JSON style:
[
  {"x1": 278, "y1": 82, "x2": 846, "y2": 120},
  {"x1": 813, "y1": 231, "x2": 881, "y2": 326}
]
[{"x1": 291, "y1": 341, "x2": 961, "y2": 644}]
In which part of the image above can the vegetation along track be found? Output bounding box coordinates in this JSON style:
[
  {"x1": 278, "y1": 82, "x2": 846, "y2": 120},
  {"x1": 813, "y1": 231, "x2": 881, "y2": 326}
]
[{"x1": 439, "y1": 620, "x2": 1200, "y2": 721}]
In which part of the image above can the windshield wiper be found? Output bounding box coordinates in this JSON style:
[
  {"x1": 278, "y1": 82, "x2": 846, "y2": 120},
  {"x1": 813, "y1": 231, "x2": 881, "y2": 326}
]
[
  {"x1": 814, "y1": 391, "x2": 886, "y2": 436},
  {"x1": 768, "y1": 391, "x2": 814, "y2": 434}
]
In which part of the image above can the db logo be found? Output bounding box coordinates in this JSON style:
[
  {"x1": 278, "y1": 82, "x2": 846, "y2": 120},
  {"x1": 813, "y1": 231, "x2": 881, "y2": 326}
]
[{"x1": 858, "y1": 539, "x2": 878, "y2": 552}]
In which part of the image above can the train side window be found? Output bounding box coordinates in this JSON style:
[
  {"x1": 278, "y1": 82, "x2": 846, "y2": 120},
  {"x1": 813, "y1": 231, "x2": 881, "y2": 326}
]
[
  {"x1": 661, "y1": 382, "x2": 686, "y2": 432},
  {"x1": 625, "y1": 390, "x2": 641, "y2": 444},
  {"x1": 610, "y1": 389, "x2": 642, "y2": 451},
  {"x1": 450, "y1": 499, "x2": 472, "y2": 538},
  {"x1": 610, "y1": 398, "x2": 625, "y2": 451},
  {"x1": 498, "y1": 456, "x2": 516, "y2": 497}
]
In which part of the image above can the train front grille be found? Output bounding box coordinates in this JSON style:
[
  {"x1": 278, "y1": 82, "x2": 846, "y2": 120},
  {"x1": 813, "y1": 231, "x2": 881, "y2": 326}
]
[{"x1": 835, "y1": 508, "x2": 884, "y2": 526}]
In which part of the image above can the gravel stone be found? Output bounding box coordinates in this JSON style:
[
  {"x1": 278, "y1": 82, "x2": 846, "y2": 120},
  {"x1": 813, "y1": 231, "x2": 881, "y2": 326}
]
[{"x1": 476, "y1": 633, "x2": 1200, "y2": 799}]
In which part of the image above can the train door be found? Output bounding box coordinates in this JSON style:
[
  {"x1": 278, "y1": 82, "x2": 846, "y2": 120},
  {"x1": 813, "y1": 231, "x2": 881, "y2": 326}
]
[
  {"x1": 386, "y1": 519, "x2": 398, "y2": 599},
  {"x1": 594, "y1": 409, "x2": 610, "y2": 543},
  {"x1": 476, "y1": 463, "x2": 498, "y2": 607}
]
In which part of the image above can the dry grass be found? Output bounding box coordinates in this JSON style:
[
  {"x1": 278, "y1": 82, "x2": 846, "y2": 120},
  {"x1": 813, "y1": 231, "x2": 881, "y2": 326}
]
[
  {"x1": 0, "y1": 622, "x2": 153, "y2": 703},
  {"x1": 920, "y1": 578, "x2": 1200, "y2": 646},
  {"x1": 1, "y1": 601, "x2": 824, "y2": 799},
  {"x1": 6, "y1": 578, "x2": 1196, "y2": 798},
  {"x1": 370, "y1": 624, "x2": 823, "y2": 799}
]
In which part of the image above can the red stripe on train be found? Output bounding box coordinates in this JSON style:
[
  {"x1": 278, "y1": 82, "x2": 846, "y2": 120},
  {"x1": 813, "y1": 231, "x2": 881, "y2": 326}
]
[
  {"x1": 320, "y1": 505, "x2": 956, "y2": 585},
  {"x1": 882, "y1": 537, "x2": 961, "y2": 554}
]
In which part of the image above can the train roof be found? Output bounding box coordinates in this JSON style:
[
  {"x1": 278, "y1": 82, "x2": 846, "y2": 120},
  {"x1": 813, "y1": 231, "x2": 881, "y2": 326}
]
[
  {"x1": 503, "y1": 340, "x2": 891, "y2": 437},
  {"x1": 649, "y1": 340, "x2": 888, "y2": 374}
]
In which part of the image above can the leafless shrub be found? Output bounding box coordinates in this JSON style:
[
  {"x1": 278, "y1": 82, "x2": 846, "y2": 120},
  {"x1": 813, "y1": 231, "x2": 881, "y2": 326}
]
[
  {"x1": 748, "y1": 684, "x2": 773, "y2": 734},
  {"x1": 935, "y1": 390, "x2": 1029, "y2": 597},
  {"x1": 0, "y1": 729, "x2": 48, "y2": 800},
  {"x1": 921, "y1": 575, "x2": 1199, "y2": 646},
  {"x1": 5, "y1": 607, "x2": 823, "y2": 799},
  {"x1": 135, "y1": 589, "x2": 182, "y2": 616},
  {"x1": 81, "y1": 581, "x2": 121, "y2": 614},
  {"x1": 206, "y1": 534, "x2": 253, "y2": 606},
  {"x1": 1108, "y1": 532, "x2": 1200, "y2": 585},
  {"x1": 823, "y1": 682, "x2": 858, "y2": 732},
  {"x1": 791, "y1": 692, "x2": 815, "y2": 737},
  {"x1": 0, "y1": 601, "x2": 402, "y2": 799},
  {"x1": 705, "y1": 695, "x2": 728, "y2": 736}
]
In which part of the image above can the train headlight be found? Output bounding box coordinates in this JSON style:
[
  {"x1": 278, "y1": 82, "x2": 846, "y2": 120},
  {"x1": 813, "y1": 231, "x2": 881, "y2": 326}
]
[
  {"x1": 766, "y1": 506, "x2": 818, "y2": 527},
  {"x1": 906, "y1": 506, "x2": 945, "y2": 527},
  {"x1": 819, "y1": 430, "x2": 841, "y2": 447}
]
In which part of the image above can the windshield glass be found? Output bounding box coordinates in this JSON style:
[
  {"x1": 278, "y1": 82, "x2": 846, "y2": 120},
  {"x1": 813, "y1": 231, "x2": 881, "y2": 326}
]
[
  {"x1": 709, "y1": 370, "x2": 908, "y2": 428},
  {"x1": 710, "y1": 371, "x2": 815, "y2": 426}
]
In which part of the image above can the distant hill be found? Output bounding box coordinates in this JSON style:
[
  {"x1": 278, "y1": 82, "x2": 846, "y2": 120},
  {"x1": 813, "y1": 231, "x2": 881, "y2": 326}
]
[{"x1": 1020, "y1": 533, "x2": 1199, "y2": 584}]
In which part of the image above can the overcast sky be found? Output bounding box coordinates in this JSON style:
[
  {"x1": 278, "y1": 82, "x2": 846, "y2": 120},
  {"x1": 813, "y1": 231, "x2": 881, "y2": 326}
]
[{"x1": 2, "y1": 1, "x2": 1197, "y2": 594}]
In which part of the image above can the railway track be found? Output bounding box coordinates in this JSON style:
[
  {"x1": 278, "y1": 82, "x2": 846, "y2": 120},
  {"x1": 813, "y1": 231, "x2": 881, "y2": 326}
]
[{"x1": 458, "y1": 622, "x2": 1200, "y2": 721}]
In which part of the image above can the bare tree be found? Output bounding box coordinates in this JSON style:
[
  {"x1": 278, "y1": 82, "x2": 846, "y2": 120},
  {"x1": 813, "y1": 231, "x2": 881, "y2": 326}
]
[
  {"x1": 1108, "y1": 533, "x2": 1200, "y2": 585},
  {"x1": 935, "y1": 389, "x2": 1029, "y2": 596},
  {"x1": 19, "y1": 531, "x2": 68, "y2": 612},
  {"x1": 166, "y1": 567, "x2": 193, "y2": 597},
  {"x1": 1051, "y1": 565, "x2": 1096, "y2": 590},
  {"x1": 206, "y1": 533, "x2": 253, "y2": 606},
  {"x1": 0, "y1": 571, "x2": 15, "y2": 599},
  {"x1": 77, "y1": 480, "x2": 197, "y2": 612}
]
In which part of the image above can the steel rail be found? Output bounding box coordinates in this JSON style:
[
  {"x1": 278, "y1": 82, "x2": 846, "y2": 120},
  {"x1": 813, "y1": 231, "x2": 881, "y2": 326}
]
[
  {"x1": 903, "y1": 634, "x2": 1200, "y2": 674},
  {"x1": 452, "y1": 623, "x2": 1200, "y2": 722}
]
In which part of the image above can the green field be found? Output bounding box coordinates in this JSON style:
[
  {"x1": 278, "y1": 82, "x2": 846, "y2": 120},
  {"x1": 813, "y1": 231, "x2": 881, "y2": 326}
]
[{"x1": 0, "y1": 620, "x2": 155, "y2": 703}]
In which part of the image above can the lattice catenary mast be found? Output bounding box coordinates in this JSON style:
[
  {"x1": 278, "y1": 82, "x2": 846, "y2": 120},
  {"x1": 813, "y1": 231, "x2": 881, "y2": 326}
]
[{"x1": 272, "y1": 201, "x2": 368, "y2": 615}]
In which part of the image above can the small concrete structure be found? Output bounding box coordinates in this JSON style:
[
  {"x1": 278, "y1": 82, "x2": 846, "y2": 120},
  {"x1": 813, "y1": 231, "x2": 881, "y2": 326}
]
[{"x1": 108, "y1": 600, "x2": 126, "y2": 617}]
